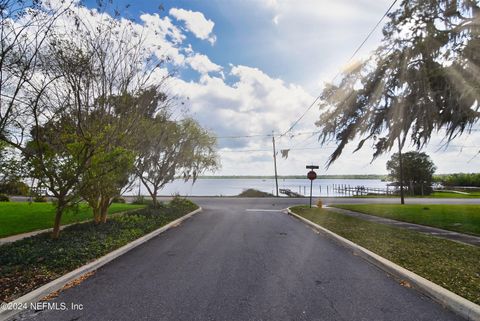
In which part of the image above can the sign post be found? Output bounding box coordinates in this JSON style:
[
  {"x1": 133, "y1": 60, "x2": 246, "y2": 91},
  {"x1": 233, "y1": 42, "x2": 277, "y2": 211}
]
[{"x1": 306, "y1": 165, "x2": 319, "y2": 208}]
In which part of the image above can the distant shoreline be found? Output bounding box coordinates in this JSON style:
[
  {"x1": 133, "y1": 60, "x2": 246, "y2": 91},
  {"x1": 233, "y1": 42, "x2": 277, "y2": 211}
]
[{"x1": 196, "y1": 175, "x2": 388, "y2": 180}]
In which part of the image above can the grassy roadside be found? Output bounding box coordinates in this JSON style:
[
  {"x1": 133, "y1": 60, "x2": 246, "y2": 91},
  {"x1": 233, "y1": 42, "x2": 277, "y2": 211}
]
[
  {"x1": 0, "y1": 203, "x2": 146, "y2": 238},
  {"x1": 428, "y1": 191, "x2": 480, "y2": 198},
  {"x1": 330, "y1": 204, "x2": 480, "y2": 236},
  {"x1": 291, "y1": 206, "x2": 480, "y2": 305},
  {"x1": 0, "y1": 198, "x2": 198, "y2": 303},
  {"x1": 351, "y1": 191, "x2": 480, "y2": 198}
]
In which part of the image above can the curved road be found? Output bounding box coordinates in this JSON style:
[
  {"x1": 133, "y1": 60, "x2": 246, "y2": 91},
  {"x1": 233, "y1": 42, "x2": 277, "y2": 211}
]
[{"x1": 17, "y1": 198, "x2": 465, "y2": 321}]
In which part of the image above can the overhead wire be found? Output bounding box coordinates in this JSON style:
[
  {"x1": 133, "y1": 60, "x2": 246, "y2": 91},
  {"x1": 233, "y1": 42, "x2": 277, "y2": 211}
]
[
  {"x1": 220, "y1": 146, "x2": 338, "y2": 153},
  {"x1": 279, "y1": 0, "x2": 399, "y2": 139},
  {"x1": 214, "y1": 130, "x2": 321, "y2": 139}
]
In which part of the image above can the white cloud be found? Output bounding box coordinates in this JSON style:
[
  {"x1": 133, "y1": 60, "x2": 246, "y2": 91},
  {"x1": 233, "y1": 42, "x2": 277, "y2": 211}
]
[
  {"x1": 186, "y1": 53, "x2": 223, "y2": 75},
  {"x1": 171, "y1": 65, "x2": 315, "y2": 154},
  {"x1": 140, "y1": 13, "x2": 185, "y2": 44},
  {"x1": 139, "y1": 13, "x2": 186, "y2": 65},
  {"x1": 169, "y1": 8, "x2": 216, "y2": 45}
]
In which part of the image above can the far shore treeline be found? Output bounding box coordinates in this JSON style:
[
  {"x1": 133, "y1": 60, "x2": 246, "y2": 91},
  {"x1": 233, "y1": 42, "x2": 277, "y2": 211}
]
[{"x1": 197, "y1": 174, "x2": 480, "y2": 188}]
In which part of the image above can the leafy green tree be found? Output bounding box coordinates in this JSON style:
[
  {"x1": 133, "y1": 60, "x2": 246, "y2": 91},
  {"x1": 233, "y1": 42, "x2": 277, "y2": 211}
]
[
  {"x1": 78, "y1": 89, "x2": 170, "y2": 223},
  {"x1": 24, "y1": 116, "x2": 94, "y2": 238},
  {"x1": 317, "y1": 0, "x2": 479, "y2": 165},
  {"x1": 437, "y1": 173, "x2": 480, "y2": 187},
  {"x1": 136, "y1": 117, "x2": 219, "y2": 207},
  {"x1": 387, "y1": 151, "x2": 437, "y2": 195},
  {"x1": 80, "y1": 145, "x2": 135, "y2": 224},
  {"x1": 0, "y1": 142, "x2": 29, "y2": 195}
]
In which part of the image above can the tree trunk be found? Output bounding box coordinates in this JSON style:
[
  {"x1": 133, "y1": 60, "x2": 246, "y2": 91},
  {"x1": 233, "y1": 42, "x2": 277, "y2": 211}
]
[
  {"x1": 398, "y1": 138, "x2": 405, "y2": 205},
  {"x1": 93, "y1": 206, "x2": 101, "y2": 224},
  {"x1": 151, "y1": 187, "x2": 158, "y2": 208},
  {"x1": 100, "y1": 196, "x2": 110, "y2": 223},
  {"x1": 52, "y1": 199, "x2": 66, "y2": 239}
]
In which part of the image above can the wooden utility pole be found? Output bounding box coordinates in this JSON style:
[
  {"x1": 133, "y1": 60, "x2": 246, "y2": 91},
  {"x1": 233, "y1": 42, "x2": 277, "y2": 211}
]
[{"x1": 272, "y1": 133, "x2": 279, "y2": 197}]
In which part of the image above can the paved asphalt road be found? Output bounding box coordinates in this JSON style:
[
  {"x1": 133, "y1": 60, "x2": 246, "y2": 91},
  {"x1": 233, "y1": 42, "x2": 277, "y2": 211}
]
[{"x1": 17, "y1": 198, "x2": 464, "y2": 321}]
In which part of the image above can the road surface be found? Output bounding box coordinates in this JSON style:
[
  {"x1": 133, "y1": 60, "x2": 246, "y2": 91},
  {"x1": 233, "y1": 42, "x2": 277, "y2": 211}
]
[{"x1": 16, "y1": 198, "x2": 464, "y2": 321}]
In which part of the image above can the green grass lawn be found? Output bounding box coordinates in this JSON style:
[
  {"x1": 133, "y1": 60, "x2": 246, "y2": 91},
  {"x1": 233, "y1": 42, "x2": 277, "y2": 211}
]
[
  {"x1": 291, "y1": 206, "x2": 480, "y2": 305},
  {"x1": 352, "y1": 191, "x2": 480, "y2": 198},
  {"x1": 0, "y1": 202, "x2": 145, "y2": 238},
  {"x1": 331, "y1": 204, "x2": 480, "y2": 236},
  {"x1": 426, "y1": 191, "x2": 480, "y2": 198}
]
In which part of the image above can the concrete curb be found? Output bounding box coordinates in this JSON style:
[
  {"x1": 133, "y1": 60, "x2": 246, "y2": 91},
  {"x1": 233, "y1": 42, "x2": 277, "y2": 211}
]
[
  {"x1": 286, "y1": 207, "x2": 480, "y2": 321},
  {"x1": 0, "y1": 207, "x2": 202, "y2": 321}
]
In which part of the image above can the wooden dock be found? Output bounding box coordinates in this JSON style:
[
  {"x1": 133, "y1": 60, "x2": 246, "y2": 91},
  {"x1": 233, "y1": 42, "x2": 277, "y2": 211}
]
[{"x1": 332, "y1": 184, "x2": 393, "y2": 196}]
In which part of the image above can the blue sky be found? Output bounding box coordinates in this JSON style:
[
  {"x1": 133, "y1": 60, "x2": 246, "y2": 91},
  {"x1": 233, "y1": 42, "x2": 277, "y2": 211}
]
[{"x1": 77, "y1": 0, "x2": 480, "y2": 175}]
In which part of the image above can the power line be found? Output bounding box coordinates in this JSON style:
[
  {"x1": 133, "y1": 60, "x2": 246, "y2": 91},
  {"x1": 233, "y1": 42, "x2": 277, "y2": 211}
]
[
  {"x1": 279, "y1": 97, "x2": 321, "y2": 138},
  {"x1": 215, "y1": 134, "x2": 273, "y2": 139},
  {"x1": 219, "y1": 144, "x2": 480, "y2": 154},
  {"x1": 343, "y1": 0, "x2": 398, "y2": 70},
  {"x1": 220, "y1": 146, "x2": 338, "y2": 153},
  {"x1": 280, "y1": 0, "x2": 398, "y2": 138},
  {"x1": 215, "y1": 130, "x2": 321, "y2": 139}
]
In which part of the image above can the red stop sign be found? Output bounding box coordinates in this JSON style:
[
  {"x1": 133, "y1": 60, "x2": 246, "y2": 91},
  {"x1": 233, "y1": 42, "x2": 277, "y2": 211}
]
[{"x1": 307, "y1": 170, "x2": 317, "y2": 180}]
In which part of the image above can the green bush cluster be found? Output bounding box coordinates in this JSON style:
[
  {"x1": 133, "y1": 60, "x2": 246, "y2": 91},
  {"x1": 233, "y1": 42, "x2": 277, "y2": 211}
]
[
  {"x1": 133, "y1": 197, "x2": 197, "y2": 217},
  {"x1": 111, "y1": 196, "x2": 126, "y2": 203},
  {"x1": 131, "y1": 195, "x2": 145, "y2": 205},
  {"x1": 435, "y1": 173, "x2": 480, "y2": 187},
  {"x1": 0, "y1": 180, "x2": 29, "y2": 196},
  {"x1": 33, "y1": 195, "x2": 48, "y2": 203},
  {"x1": 0, "y1": 194, "x2": 10, "y2": 202}
]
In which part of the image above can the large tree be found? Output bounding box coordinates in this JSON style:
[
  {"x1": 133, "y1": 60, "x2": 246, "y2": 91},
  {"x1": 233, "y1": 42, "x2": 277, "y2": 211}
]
[
  {"x1": 387, "y1": 151, "x2": 437, "y2": 195},
  {"x1": 136, "y1": 117, "x2": 219, "y2": 207},
  {"x1": 20, "y1": 2, "x2": 170, "y2": 237},
  {"x1": 24, "y1": 115, "x2": 94, "y2": 238},
  {"x1": 317, "y1": 0, "x2": 479, "y2": 163}
]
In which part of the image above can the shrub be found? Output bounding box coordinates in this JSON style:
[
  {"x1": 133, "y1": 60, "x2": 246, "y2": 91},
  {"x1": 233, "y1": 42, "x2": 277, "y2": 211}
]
[
  {"x1": 0, "y1": 180, "x2": 29, "y2": 196},
  {"x1": 111, "y1": 196, "x2": 126, "y2": 203},
  {"x1": 0, "y1": 194, "x2": 10, "y2": 202},
  {"x1": 169, "y1": 195, "x2": 195, "y2": 209},
  {"x1": 136, "y1": 196, "x2": 197, "y2": 217},
  {"x1": 131, "y1": 195, "x2": 145, "y2": 205},
  {"x1": 33, "y1": 195, "x2": 48, "y2": 202}
]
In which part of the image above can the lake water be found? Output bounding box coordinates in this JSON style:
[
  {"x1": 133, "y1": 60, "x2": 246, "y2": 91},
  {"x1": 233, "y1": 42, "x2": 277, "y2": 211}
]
[{"x1": 128, "y1": 178, "x2": 390, "y2": 197}]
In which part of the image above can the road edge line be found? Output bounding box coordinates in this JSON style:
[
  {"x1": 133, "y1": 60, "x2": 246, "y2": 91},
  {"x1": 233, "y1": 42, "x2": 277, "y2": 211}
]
[
  {"x1": 0, "y1": 207, "x2": 202, "y2": 321},
  {"x1": 286, "y1": 207, "x2": 480, "y2": 321}
]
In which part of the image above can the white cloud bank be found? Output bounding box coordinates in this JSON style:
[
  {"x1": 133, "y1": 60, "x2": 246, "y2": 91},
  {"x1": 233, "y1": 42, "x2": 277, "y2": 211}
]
[
  {"x1": 172, "y1": 65, "x2": 314, "y2": 139},
  {"x1": 169, "y1": 8, "x2": 217, "y2": 45}
]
